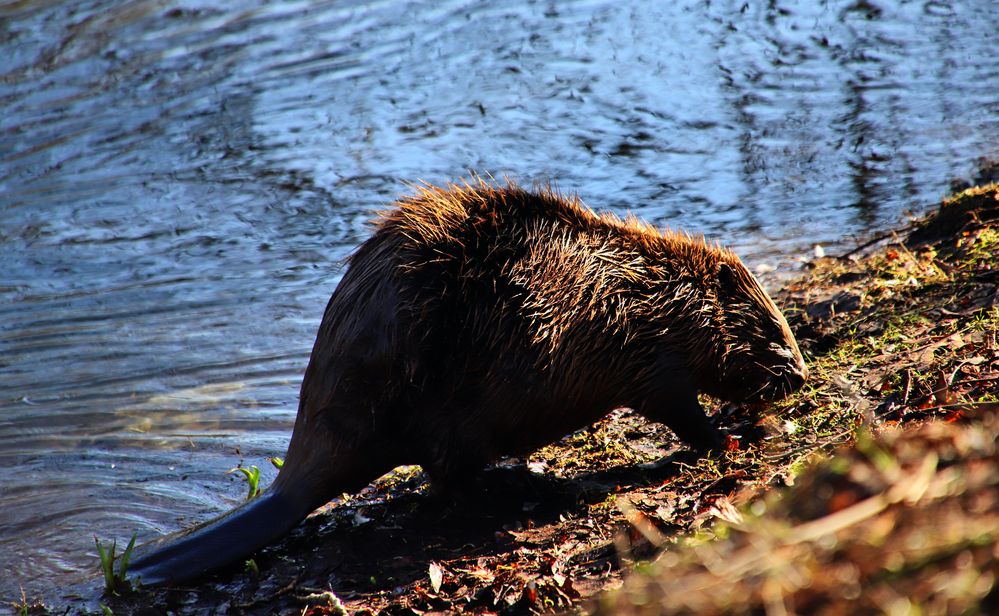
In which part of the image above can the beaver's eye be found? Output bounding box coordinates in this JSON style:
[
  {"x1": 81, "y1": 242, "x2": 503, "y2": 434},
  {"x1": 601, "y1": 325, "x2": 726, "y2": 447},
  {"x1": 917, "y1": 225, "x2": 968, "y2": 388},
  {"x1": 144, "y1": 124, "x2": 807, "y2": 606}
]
[{"x1": 768, "y1": 342, "x2": 796, "y2": 361}]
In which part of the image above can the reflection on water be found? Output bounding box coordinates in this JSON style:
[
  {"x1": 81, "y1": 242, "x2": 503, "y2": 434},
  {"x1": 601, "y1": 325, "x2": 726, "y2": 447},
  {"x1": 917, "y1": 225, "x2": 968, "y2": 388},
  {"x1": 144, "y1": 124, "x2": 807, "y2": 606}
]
[{"x1": 1, "y1": 0, "x2": 997, "y2": 601}]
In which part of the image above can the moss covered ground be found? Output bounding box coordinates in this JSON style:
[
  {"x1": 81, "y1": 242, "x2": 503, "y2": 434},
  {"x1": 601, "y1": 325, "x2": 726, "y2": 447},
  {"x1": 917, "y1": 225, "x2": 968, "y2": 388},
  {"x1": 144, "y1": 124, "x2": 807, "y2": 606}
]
[{"x1": 594, "y1": 182, "x2": 999, "y2": 615}]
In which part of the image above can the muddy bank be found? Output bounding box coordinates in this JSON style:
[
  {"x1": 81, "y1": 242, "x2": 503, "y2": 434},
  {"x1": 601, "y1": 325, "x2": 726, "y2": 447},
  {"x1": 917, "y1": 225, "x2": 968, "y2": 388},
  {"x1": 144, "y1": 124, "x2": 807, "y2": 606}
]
[{"x1": 16, "y1": 183, "x2": 999, "y2": 615}]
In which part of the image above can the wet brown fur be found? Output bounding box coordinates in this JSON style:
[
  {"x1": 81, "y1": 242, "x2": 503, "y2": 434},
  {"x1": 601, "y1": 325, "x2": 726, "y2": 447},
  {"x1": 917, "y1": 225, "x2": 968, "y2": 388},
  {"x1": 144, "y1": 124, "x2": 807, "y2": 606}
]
[
  {"x1": 130, "y1": 178, "x2": 807, "y2": 585},
  {"x1": 274, "y1": 177, "x2": 806, "y2": 499}
]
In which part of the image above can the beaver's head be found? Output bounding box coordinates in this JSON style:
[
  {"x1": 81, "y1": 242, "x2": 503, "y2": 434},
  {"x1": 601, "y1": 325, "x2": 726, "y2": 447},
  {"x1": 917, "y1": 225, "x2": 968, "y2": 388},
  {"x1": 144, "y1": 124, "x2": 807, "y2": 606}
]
[{"x1": 699, "y1": 258, "x2": 808, "y2": 404}]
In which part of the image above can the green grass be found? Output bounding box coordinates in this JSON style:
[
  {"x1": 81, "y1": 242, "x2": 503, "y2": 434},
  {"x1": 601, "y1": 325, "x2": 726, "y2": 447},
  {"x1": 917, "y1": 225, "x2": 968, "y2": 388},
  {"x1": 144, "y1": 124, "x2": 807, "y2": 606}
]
[
  {"x1": 227, "y1": 465, "x2": 262, "y2": 500},
  {"x1": 95, "y1": 534, "x2": 136, "y2": 596},
  {"x1": 10, "y1": 589, "x2": 46, "y2": 616}
]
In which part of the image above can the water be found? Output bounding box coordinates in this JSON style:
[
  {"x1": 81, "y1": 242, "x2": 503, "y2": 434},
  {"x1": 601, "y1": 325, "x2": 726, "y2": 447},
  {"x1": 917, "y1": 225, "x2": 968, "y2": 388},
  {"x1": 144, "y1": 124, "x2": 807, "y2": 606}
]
[{"x1": 1, "y1": 0, "x2": 997, "y2": 602}]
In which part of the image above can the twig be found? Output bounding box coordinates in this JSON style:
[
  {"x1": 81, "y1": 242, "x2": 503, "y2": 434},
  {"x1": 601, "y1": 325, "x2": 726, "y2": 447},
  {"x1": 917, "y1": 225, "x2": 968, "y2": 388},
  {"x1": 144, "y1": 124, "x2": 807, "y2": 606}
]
[
  {"x1": 909, "y1": 375, "x2": 999, "y2": 408},
  {"x1": 835, "y1": 230, "x2": 904, "y2": 260},
  {"x1": 787, "y1": 452, "x2": 938, "y2": 544},
  {"x1": 235, "y1": 574, "x2": 302, "y2": 610},
  {"x1": 908, "y1": 400, "x2": 999, "y2": 416}
]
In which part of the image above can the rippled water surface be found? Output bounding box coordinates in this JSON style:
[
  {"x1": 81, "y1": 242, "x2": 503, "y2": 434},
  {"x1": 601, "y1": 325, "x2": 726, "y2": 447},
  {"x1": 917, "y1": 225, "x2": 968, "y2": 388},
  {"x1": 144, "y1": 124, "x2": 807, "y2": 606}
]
[{"x1": 2, "y1": 0, "x2": 998, "y2": 601}]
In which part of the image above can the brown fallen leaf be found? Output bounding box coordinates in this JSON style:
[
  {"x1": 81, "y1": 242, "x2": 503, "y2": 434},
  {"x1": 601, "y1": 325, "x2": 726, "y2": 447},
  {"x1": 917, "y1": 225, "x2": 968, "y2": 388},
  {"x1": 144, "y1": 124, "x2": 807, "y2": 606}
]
[
  {"x1": 617, "y1": 496, "x2": 667, "y2": 547},
  {"x1": 915, "y1": 332, "x2": 966, "y2": 367},
  {"x1": 428, "y1": 561, "x2": 444, "y2": 594},
  {"x1": 933, "y1": 370, "x2": 956, "y2": 406}
]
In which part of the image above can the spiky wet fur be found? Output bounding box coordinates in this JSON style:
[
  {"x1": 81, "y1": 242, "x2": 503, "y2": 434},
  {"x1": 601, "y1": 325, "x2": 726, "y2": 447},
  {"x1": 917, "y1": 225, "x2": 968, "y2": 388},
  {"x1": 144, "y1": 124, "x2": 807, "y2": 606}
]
[
  {"x1": 280, "y1": 177, "x2": 807, "y2": 486},
  {"x1": 130, "y1": 177, "x2": 806, "y2": 584}
]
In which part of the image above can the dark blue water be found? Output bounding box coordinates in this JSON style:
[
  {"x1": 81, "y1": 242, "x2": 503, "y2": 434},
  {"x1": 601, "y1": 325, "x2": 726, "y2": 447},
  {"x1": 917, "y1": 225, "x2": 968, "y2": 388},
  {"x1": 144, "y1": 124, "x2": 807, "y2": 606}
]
[{"x1": 2, "y1": 0, "x2": 997, "y2": 601}]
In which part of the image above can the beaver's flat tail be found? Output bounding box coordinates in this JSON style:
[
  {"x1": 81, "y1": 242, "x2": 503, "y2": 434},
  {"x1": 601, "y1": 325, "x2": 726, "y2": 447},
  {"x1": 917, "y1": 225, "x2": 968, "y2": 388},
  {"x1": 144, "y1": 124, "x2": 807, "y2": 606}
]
[{"x1": 129, "y1": 490, "x2": 309, "y2": 586}]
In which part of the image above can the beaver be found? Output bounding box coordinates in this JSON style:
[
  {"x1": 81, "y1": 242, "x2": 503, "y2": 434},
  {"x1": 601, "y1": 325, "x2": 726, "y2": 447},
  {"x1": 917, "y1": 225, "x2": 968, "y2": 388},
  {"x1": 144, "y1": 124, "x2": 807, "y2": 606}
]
[{"x1": 128, "y1": 179, "x2": 807, "y2": 585}]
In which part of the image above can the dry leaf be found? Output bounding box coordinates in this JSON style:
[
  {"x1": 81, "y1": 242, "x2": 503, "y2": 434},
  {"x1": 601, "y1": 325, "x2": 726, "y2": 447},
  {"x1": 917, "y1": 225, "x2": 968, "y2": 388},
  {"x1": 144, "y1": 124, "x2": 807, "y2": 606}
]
[
  {"x1": 428, "y1": 562, "x2": 444, "y2": 593},
  {"x1": 709, "y1": 497, "x2": 744, "y2": 525},
  {"x1": 933, "y1": 371, "x2": 954, "y2": 406}
]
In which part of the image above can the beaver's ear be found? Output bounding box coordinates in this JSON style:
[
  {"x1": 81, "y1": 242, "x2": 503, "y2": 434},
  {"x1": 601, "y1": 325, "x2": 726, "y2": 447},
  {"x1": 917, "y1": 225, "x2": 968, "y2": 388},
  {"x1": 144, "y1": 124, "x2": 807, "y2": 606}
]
[{"x1": 716, "y1": 261, "x2": 738, "y2": 296}]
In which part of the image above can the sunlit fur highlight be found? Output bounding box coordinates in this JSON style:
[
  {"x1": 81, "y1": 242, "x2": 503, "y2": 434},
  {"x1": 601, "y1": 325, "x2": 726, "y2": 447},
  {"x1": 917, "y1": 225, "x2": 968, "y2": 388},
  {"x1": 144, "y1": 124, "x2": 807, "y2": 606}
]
[{"x1": 372, "y1": 177, "x2": 767, "y2": 383}]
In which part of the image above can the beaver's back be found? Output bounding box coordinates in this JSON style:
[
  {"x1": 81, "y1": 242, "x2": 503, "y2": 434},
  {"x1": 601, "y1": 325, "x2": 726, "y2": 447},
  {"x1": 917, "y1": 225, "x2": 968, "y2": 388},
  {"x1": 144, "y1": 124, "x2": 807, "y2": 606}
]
[
  {"x1": 356, "y1": 181, "x2": 725, "y2": 471},
  {"x1": 373, "y1": 180, "x2": 718, "y2": 355}
]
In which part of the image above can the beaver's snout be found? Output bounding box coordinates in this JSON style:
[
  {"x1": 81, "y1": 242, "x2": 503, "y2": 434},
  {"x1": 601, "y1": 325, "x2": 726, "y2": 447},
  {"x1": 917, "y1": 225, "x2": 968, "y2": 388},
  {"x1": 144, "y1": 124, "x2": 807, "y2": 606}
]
[
  {"x1": 783, "y1": 361, "x2": 808, "y2": 394},
  {"x1": 774, "y1": 342, "x2": 808, "y2": 396},
  {"x1": 765, "y1": 354, "x2": 808, "y2": 401}
]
